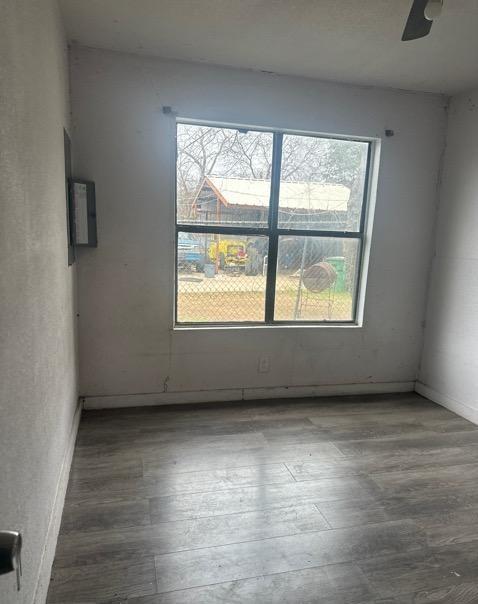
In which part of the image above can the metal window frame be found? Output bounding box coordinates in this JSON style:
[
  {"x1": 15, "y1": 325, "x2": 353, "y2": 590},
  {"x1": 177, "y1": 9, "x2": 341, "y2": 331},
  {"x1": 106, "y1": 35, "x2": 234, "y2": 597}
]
[{"x1": 174, "y1": 121, "x2": 373, "y2": 327}]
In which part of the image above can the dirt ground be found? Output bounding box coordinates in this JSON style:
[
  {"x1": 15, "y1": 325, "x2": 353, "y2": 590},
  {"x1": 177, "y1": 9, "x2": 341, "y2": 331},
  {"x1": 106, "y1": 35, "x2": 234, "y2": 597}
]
[{"x1": 177, "y1": 271, "x2": 353, "y2": 322}]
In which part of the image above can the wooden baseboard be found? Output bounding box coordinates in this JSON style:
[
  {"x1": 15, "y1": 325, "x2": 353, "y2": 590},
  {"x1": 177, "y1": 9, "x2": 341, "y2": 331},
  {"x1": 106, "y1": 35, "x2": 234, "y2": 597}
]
[
  {"x1": 33, "y1": 400, "x2": 82, "y2": 604},
  {"x1": 415, "y1": 382, "x2": 478, "y2": 426},
  {"x1": 83, "y1": 381, "x2": 416, "y2": 409}
]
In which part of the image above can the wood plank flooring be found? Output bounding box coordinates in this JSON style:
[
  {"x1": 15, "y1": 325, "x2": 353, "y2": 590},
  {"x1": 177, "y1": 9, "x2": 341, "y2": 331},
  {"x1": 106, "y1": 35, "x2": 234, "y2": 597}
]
[{"x1": 47, "y1": 393, "x2": 478, "y2": 603}]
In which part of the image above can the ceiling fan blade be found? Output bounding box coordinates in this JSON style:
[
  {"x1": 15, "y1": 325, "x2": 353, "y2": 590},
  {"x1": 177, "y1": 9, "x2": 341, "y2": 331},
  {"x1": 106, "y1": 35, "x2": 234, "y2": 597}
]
[{"x1": 402, "y1": 0, "x2": 433, "y2": 41}]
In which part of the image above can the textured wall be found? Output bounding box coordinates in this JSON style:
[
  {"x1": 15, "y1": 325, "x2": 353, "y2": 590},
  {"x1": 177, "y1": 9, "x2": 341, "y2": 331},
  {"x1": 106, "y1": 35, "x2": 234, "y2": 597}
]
[
  {"x1": 0, "y1": 1, "x2": 78, "y2": 602},
  {"x1": 70, "y1": 47, "x2": 447, "y2": 405},
  {"x1": 418, "y1": 89, "x2": 478, "y2": 423}
]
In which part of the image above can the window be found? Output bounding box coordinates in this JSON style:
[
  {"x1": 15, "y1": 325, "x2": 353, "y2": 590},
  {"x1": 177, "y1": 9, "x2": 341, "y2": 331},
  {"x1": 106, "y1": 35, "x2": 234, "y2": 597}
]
[{"x1": 175, "y1": 122, "x2": 372, "y2": 326}]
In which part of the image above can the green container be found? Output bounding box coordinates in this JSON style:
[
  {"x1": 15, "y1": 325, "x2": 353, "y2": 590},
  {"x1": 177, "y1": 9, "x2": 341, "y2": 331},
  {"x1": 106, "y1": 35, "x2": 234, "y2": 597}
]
[{"x1": 325, "y1": 256, "x2": 346, "y2": 292}]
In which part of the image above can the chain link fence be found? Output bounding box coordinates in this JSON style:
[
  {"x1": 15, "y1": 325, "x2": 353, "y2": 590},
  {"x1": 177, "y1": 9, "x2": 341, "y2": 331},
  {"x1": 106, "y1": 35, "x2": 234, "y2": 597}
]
[{"x1": 177, "y1": 233, "x2": 357, "y2": 323}]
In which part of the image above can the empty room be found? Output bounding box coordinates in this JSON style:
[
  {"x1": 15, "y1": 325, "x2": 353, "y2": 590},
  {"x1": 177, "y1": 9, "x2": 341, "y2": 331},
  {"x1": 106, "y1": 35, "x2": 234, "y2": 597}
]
[{"x1": 3, "y1": 1, "x2": 478, "y2": 602}]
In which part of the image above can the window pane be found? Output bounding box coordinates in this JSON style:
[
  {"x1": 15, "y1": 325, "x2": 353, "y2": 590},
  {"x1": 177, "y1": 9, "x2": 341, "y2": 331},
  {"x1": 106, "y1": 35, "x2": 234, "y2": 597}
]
[
  {"x1": 278, "y1": 135, "x2": 369, "y2": 231},
  {"x1": 177, "y1": 232, "x2": 268, "y2": 323},
  {"x1": 274, "y1": 236, "x2": 360, "y2": 321},
  {"x1": 176, "y1": 124, "x2": 273, "y2": 228}
]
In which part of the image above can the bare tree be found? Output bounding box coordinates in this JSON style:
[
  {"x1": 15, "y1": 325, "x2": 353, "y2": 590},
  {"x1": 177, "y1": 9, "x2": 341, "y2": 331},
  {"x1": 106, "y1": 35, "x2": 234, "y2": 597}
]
[
  {"x1": 177, "y1": 125, "x2": 366, "y2": 204},
  {"x1": 177, "y1": 125, "x2": 367, "y2": 290},
  {"x1": 177, "y1": 125, "x2": 273, "y2": 219}
]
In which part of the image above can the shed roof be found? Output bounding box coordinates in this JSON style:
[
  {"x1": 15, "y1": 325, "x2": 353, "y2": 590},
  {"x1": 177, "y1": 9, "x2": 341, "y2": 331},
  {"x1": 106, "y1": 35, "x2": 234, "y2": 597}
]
[{"x1": 204, "y1": 176, "x2": 350, "y2": 211}]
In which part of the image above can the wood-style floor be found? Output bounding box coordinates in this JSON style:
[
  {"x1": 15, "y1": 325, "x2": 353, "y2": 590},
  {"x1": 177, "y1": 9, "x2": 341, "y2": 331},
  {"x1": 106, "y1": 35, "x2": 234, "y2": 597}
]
[{"x1": 47, "y1": 393, "x2": 478, "y2": 604}]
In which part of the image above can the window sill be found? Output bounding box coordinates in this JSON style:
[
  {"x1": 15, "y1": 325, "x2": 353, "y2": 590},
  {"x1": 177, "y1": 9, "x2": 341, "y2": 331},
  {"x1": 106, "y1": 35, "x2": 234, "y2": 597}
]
[{"x1": 173, "y1": 322, "x2": 363, "y2": 331}]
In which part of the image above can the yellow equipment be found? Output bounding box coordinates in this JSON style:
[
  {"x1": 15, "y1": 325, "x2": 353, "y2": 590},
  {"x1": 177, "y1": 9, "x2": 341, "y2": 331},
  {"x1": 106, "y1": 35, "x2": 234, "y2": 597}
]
[{"x1": 208, "y1": 239, "x2": 247, "y2": 269}]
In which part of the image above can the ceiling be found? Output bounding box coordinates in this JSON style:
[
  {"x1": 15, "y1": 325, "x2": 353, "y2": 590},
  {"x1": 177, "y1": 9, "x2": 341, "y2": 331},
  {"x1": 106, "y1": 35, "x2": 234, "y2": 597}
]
[{"x1": 59, "y1": 0, "x2": 478, "y2": 94}]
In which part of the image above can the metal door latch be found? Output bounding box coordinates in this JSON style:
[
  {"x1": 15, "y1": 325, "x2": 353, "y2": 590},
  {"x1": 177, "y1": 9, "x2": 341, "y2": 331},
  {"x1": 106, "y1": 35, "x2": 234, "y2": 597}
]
[{"x1": 0, "y1": 531, "x2": 22, "y2": 590}]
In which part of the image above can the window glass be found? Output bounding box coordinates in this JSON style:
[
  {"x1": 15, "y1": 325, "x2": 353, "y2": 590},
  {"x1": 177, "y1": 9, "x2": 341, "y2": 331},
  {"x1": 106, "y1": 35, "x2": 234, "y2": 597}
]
[
  {"x1": 274, "y1": 236, "x2": 360, "y2": 321},
  {"x1": 279, "y1": 135, "x2": 369, "y2": 231},
  {"x1": 175, "y1": 122, "x2": 371, "y2": 325},
  {"x1": 177, "y1": 124, "x2": 273, "y2": 229},
  {"x1": 177, "y1": 231, "x2": 268, "y2": 323}
]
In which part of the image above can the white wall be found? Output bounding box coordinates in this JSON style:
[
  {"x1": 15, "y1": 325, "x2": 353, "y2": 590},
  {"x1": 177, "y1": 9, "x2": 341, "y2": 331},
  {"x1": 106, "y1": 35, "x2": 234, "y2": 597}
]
[
  {"x1": 418, "y1": 88, "x2": 478, "y2": 423},
  {"x1": 0, "y1": 1, "x2": 79, "y2": 602},
  {"x1": 70, "y1": 46, "x2": 447, "y2": 407}
]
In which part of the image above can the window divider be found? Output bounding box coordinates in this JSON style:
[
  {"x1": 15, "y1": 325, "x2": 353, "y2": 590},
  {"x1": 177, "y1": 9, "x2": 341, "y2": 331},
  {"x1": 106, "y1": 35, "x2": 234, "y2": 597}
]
[
  {"x1": 264, "y1": 132, "x2": 283, "y2": 323},
  {"x1": 177, "y1": 224, "x2": 269, "y2": 237},
  {"x1": 177, "y1": 224, "x2": 364, "y2": 239}
]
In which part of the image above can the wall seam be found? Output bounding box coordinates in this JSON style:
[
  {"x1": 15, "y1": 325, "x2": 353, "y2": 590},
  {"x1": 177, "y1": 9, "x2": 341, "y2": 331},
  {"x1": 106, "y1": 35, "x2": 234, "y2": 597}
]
[{"x1": 414, "y1": 95, "x2": 451, "y2": 385}]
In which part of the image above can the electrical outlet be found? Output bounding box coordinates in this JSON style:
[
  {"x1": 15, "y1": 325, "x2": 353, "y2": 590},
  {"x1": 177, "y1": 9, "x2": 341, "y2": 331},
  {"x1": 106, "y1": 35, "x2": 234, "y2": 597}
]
[{"x1": 258, "y1": 355, "x2": 270, "y2": 373}]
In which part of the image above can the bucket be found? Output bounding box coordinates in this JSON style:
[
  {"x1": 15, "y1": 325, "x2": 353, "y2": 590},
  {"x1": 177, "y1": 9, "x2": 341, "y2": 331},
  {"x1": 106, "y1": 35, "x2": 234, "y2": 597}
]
[
  {"x1": 204, "y1": 263, "x2": 216, "y2": 278},
  {"x1": 325, "y1": 256, "x2": 346, "y2": 292}
]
